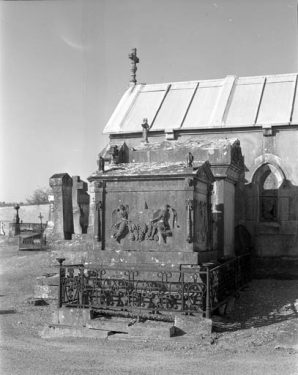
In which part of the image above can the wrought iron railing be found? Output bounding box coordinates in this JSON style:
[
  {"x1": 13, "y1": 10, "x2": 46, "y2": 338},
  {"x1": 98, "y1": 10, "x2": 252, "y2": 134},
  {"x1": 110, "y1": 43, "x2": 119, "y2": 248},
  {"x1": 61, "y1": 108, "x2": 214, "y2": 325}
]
[
  {"x1": 18, "y1": 233, "x2": 47, "y2": 250},
  {"x1": 19, "y1": 223, "x2": 47, "y2": 233},
  {"x1": 17, "y1": 223, "x2": 47, "y2": 250},
  {"x1": 57, "y1": 253, "x2": 252, "y2": 318},
  {"x1": 208, "y1": 254, "x2": 252, "y2": 313}
]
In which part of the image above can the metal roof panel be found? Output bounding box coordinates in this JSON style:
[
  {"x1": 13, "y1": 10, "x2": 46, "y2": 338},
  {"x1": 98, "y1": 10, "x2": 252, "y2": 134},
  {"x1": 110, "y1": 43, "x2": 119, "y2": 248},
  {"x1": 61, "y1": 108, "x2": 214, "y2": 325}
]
[
  {"x1": 182, "y1": 85, "x2": 223, "y2": 128},
  {"x1": 151, "y1": 86, "x2": 196, "y2": 130},
  {"x1": 257, "y1": 78, "x2": 296, "y2": 125},
  {"x1": 120, "y1": 89, "x2": 167, "y2": 132},
  {"x1": 225, "y1": 78, "x2": 264, "y2": 126}
]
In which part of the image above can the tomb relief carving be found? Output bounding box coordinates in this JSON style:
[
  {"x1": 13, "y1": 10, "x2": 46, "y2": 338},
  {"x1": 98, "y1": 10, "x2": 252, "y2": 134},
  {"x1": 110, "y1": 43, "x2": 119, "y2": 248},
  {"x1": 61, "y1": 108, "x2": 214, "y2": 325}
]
[
  {"x1": 196, "y1": 201, "x2": 208, "y2": 244},
  {"x1": 110, "y1": 204, "x2": 178, "y2": 245},
  {"x1": 111, "y1": 205, "x2": 130, "y2": 242}
]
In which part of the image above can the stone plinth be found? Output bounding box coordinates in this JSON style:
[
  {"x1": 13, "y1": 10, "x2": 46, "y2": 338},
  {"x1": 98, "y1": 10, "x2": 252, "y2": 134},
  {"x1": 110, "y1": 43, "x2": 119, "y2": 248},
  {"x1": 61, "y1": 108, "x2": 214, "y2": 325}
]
[{"x1": 88, "y1": 161, "x2": 214, "y2": 264}]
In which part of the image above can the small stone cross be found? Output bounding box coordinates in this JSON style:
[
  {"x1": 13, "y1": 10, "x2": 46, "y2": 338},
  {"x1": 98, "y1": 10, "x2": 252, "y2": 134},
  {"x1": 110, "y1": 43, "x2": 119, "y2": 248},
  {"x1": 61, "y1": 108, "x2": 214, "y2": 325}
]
[
  {"x1": 128, "y1": 48, "x2": 139, "y2": 85},
  {"x1": 14, "y1": 204, "x2": 20, "y2": 224},
  {"x1": 38, "y1": 213, "x2": 43, "y2": 226}
]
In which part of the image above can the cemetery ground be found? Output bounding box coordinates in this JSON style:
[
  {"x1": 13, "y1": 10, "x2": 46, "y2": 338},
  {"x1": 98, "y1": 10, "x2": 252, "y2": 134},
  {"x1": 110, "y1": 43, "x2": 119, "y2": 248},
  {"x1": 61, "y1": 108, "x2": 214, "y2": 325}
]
[{"x1": 0, "y1": 241, "x2": 297, "y2": 375}]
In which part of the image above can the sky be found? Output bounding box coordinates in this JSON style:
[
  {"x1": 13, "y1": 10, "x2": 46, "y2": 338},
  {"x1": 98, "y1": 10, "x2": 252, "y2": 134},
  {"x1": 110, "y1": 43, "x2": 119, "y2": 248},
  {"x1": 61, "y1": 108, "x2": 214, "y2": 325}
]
[{"x1": 0, "y1": 0, "x2": 297, "y2": 202}]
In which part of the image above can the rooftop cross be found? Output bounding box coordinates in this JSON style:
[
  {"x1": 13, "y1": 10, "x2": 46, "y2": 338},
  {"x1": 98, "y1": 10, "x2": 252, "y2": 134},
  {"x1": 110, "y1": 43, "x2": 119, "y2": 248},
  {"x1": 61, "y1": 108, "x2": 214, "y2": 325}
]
[{"x1": 128, "y1": 48, "x2": 139, "y2": 86}]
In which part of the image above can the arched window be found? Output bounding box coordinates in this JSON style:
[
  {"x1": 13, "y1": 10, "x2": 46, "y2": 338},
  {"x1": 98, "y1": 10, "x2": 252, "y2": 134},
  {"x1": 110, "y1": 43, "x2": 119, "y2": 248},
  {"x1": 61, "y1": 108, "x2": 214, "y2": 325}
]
[
  {"x1": 252, "y1": 163, "x2": 285, "y2": 223},
  {"x1": 260, "y1": 170, "x2": 278, "y2": 222}
]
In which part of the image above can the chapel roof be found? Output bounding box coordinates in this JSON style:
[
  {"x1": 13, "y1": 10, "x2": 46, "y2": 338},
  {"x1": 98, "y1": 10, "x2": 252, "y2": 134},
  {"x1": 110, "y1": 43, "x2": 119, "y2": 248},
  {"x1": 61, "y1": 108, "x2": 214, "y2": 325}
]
[{"x1": 103, "y1": 73, "x2": 298, "y2": 134}]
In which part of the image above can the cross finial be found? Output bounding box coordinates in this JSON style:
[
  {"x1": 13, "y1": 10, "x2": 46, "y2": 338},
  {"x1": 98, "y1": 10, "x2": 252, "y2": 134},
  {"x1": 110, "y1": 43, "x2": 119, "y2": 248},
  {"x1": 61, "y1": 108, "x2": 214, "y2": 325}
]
[
  {"x1": 14, "y1": 204, "x2": 20, "y2": 224},
  {"x1": 38, "y1": 212, "x2": 43, "y2": 225},
  {"x1": 128, "y1": 48, "x2": 139, "y2": 86}
]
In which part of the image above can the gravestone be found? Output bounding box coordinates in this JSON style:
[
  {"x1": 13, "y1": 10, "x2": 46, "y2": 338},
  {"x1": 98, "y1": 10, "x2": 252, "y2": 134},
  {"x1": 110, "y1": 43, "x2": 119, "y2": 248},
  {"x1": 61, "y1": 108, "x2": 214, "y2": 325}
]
[
  {"x1": 72, "y1": 176, "x2": 89, "y2": 234},
  {"x1": 49, "y1": 173, "x2": 74, "y2": 240}
]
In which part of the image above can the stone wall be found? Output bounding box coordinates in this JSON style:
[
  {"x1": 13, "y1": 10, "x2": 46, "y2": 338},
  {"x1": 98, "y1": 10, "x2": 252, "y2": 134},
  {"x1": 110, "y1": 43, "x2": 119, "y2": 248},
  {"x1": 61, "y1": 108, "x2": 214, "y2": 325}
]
[{"x1": 0, "y1": 204, "x2": 50, "y2": 235}]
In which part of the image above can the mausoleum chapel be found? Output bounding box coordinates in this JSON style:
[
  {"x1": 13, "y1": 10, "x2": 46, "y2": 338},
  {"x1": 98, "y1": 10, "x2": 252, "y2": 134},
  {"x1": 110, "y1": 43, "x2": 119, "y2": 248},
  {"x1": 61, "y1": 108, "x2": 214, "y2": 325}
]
[{"x1": 50, "y1": 49, "x2": 298, "y2": 278}]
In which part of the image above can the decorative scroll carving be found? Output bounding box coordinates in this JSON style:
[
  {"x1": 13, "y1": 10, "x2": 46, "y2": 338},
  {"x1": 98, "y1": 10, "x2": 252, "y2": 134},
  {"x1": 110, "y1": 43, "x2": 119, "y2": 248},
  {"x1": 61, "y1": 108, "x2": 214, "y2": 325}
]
[
  {"x1": 197, "y1": 201, "x2": 207, "y2": 244},
  {"x1": 94, "y1": 181, "x2": 106, "y2": 189},
  {"x1": 95, "y1": 200, "x2": 103, "y2": 211},
  {"x1": 95, "y1": 200, "x2": 104, "y2": 242},
  {"x1": 186, "y1": 199, "x2": 196, "y2": 243}
]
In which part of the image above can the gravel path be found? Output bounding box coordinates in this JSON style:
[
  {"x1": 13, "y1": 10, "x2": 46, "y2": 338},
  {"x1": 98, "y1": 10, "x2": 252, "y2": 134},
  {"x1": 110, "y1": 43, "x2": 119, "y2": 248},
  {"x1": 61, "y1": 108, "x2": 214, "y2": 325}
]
[{"x1": 0, "y1": 242, "x2": 297, "y2": 374}]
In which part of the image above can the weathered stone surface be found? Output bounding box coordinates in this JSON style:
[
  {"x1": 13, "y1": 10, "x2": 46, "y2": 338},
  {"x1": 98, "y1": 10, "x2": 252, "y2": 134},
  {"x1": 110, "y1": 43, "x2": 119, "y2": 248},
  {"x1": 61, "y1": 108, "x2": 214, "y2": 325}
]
[
  {"x1": 86, "y1": 319, "x2": 129, "y2": 333},
  {"x1": 87, "y1": 160, "x2": 214, "y2": 254},
  {"x1": 52, "y1": 307, "x2": 91, "y2": 325},
  {"x1": 36, "y1": 273, "x2": 59, "y2": 286},
  {"x1": 72, "y1": 176, "x2": 89, "y2": 235},
  {"x1": 49, "y1": 173, "x2": 74, "y2": 240},
  {"x1": 40, "y1": 325, "x2": 108, "y2": 339},
  {"x1": 34, "y1": 285, "x2": 58, "y2": 299},
  {"x1": 27, "y1": 298, "x2": 48, "y2": 306},
  {"x1": 128, "y1": 321, "x2": 174, "y2": 339},
  {"x1": 174, "y1": 314, "x2": 212, "y2": 336}
]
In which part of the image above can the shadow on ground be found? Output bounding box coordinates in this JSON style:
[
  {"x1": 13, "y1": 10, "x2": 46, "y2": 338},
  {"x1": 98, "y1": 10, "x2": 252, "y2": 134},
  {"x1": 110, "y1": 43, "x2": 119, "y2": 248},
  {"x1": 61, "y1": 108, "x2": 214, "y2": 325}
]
[{"x1": 213, "y1": 279, "x2": 298, "y2": 332}]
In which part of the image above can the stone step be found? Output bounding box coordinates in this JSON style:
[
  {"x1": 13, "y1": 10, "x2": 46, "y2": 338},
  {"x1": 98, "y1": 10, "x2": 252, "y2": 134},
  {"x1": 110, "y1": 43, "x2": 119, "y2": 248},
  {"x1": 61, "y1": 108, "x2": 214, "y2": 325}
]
[
  {"x1": 109, "y1": 332, "x2": 214, "y2": 344},
  {"x1": 128, "y1": 321, "x2": 174, "y2": 339},
  {"x1": 51, "y1": 307, "x2": 212, "y2": 338},
  {"x1": 52, "y1": 307, "x2": 91, "y2": 326},
  {"x1": 40, "y1": 324, "x2": 109, "y2": 339},
  {"x1": 40, "y1": 324, "x2": 214, "y2": 344},
  {"x1": 86, "y1": 319, "x2": 130, "y2": 333}
]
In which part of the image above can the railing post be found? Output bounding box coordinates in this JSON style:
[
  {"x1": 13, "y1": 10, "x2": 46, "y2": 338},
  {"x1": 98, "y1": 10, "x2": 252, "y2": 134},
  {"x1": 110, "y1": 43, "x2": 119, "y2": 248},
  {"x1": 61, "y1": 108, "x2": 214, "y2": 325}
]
[
  {"x1": 182, "y1": 270, "x2": 185, "y2": 312},
  {"x1": 56, "y1": 258, "x2": 65, "y2": 308},
  {"x1": 206, "y1": 267, "x2": 211, "y2": 319},
  {"x1": 79, "y1": 265, "x2": 85, "y2": 307}
]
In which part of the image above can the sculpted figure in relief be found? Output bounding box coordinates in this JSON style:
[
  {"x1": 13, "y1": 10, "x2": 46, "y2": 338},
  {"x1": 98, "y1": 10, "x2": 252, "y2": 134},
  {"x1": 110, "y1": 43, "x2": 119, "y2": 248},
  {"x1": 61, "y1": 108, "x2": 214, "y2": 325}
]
[
  {"x1": 111, "y1": 205, "x2": 130, "y2": 241},
  {"x1": 111, "y1": 203, "x2": 178, "y2": 245}
]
